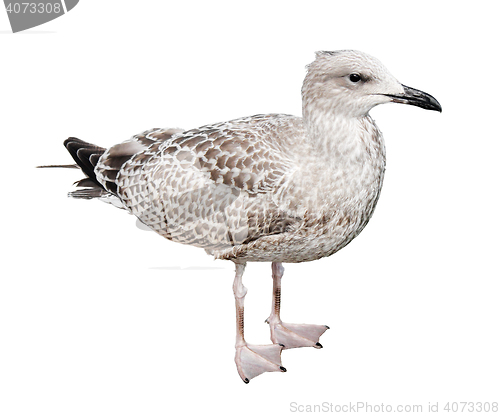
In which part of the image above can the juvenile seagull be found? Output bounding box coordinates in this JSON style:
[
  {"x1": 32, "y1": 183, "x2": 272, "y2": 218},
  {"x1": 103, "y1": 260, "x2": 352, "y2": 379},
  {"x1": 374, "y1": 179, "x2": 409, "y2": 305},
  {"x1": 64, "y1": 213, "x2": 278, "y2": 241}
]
[{"x1": 45, "y1": 50, "x2": 441, "y2": 383}]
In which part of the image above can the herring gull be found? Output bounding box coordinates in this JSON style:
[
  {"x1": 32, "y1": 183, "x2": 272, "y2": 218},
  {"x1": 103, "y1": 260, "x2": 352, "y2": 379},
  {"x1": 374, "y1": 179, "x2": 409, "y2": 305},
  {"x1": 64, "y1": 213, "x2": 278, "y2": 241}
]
[{"x1": 41, "y1": 50, "x2": 441, "y2": 383}]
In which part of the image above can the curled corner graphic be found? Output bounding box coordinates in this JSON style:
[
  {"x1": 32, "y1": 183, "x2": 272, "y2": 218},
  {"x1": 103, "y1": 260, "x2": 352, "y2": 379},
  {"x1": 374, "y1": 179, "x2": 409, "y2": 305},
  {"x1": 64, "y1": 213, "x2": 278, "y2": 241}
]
[{"x1": 4, "y1": 0, "x2": 79, "y2": 33}]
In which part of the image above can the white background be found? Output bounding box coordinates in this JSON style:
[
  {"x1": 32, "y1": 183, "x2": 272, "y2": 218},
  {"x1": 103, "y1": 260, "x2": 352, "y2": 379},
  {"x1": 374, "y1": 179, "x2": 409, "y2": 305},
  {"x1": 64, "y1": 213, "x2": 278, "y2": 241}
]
[{"x1": 1, "y1": 1, "x2": 499, "y2": 415}]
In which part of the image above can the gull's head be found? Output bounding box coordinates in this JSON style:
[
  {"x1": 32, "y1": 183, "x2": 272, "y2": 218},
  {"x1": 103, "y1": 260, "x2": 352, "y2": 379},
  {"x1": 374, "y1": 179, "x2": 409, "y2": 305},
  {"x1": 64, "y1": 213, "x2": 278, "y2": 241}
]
[{"x1": 302, "y1": 50, "x2": 441, "y2": 119}]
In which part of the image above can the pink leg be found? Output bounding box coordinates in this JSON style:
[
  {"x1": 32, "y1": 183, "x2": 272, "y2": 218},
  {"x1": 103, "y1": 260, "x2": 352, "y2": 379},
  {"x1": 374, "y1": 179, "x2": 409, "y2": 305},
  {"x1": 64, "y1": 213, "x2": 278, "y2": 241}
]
[
  {"x1": 266, "y1": 262, "x2": 329, "y2": 349},
  {"x1": 232, "y1": 262, "x2": 286, "y2": 383}
]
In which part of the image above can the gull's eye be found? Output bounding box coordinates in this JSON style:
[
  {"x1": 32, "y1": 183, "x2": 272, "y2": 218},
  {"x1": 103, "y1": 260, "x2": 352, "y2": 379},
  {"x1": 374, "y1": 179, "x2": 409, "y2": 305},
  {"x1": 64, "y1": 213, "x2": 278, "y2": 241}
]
[{"x1": 349, "y1": 73, "x2": 362, "y2": 83}]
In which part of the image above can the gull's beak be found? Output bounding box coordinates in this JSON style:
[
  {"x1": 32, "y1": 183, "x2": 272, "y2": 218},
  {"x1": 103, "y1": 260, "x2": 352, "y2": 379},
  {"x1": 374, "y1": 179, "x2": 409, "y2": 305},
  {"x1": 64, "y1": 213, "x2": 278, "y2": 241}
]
[{"x1": 386, "y1": 85, "x2": 442, "y2": 112}]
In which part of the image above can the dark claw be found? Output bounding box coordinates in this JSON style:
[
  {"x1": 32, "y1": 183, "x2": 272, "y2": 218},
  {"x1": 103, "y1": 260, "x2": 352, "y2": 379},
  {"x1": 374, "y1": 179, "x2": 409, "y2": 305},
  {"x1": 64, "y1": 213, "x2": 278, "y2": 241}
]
[
  {"x1": 264, "y1": 319, "x2": 269, "y2": 324},
  {"x1": 280, "y1": 366, "x2": 287, "y2": 372},
  {"x1": 315, "y1": 342, "x2": 323, "y2": 348},
  {"x1": 325, "y1": 325, "x2": 330, "y2": 329},
  {"x1": 244, "y1": 378, "x2": 249, "y2": 384},
  {"x1": 279, "y1": 343, "x2": 286, "y2": 348}
]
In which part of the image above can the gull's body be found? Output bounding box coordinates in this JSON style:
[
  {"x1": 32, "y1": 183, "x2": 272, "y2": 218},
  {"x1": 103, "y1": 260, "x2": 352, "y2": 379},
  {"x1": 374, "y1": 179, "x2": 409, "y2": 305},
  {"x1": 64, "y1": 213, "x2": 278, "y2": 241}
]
[
  {"x1": 94, "y1": 113, "x2": 384, "y2": 264},
  {"x1": 47, "y1": 50, "x2": 441, "y2": 383}
]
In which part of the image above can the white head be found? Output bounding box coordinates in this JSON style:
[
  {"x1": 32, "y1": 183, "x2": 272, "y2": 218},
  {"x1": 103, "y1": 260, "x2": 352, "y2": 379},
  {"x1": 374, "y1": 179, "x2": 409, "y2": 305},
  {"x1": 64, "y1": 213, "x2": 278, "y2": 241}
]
[{"x1": 302, "y1": 50, "x2": 441, "y2": 120}]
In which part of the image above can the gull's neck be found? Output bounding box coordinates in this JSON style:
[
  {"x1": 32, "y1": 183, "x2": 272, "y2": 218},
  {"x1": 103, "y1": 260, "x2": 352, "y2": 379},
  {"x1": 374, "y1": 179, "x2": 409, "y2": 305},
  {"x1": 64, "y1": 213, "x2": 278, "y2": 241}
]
[{"x1": 302, "y1": 104, "x2": 385, "y2": 167}]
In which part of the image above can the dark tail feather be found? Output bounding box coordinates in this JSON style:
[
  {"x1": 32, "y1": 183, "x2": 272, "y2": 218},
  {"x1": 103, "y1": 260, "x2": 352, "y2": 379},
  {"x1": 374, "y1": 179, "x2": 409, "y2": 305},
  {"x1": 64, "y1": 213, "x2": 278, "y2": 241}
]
[
  {"x1": 38, "y1": 138, "x2": 126, "y2": 206},
  {"x1": 37, "y1": 138, "x2": 113, "y2": 200},
  {"x1": 61, "y1": 138, "x2": 112, "y2": 200},
  {"x1": 63, "y1": 138, "x2": 106, "y2": 185}
]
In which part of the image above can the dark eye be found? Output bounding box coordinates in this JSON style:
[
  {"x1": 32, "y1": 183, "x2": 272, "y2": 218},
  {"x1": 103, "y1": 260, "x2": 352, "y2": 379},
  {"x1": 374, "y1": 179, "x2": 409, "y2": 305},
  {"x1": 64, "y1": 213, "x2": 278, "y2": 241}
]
[{"x1": 349, "y1": 73, "x2": 362, "y2": 83}]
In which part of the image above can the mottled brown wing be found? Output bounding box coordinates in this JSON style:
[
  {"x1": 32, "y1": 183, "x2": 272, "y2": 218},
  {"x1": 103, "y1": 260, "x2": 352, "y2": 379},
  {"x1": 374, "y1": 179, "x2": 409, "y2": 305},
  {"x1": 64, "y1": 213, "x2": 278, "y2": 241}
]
[{"x1": 114, "y1": 114, "x2": 303, "y2": 251}]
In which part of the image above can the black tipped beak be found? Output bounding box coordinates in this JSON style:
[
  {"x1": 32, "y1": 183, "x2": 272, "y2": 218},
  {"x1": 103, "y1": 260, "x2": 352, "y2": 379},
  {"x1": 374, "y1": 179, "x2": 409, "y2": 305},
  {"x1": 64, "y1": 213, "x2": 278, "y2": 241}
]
[{"x1": 386, "y1": 85, "x2": 442, "y2": 112}]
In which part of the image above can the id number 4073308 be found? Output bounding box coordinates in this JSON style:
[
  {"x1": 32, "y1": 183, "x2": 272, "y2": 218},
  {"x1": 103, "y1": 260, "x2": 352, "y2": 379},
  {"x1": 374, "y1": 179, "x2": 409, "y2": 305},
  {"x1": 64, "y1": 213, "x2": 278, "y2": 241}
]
[
  {"x1": 5, "y1": 2, "x2": 62, "y2": 14},
  {"x1": 443, "y1": 402, "x2": 498, "y2": 412}
]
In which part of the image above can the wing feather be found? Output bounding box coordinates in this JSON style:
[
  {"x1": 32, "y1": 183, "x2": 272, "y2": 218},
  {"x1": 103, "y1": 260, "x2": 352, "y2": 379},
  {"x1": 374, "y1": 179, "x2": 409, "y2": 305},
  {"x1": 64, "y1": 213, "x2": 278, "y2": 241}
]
[{"x1": 114, "y1": 114, "x2": 304, "y2": 251}]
